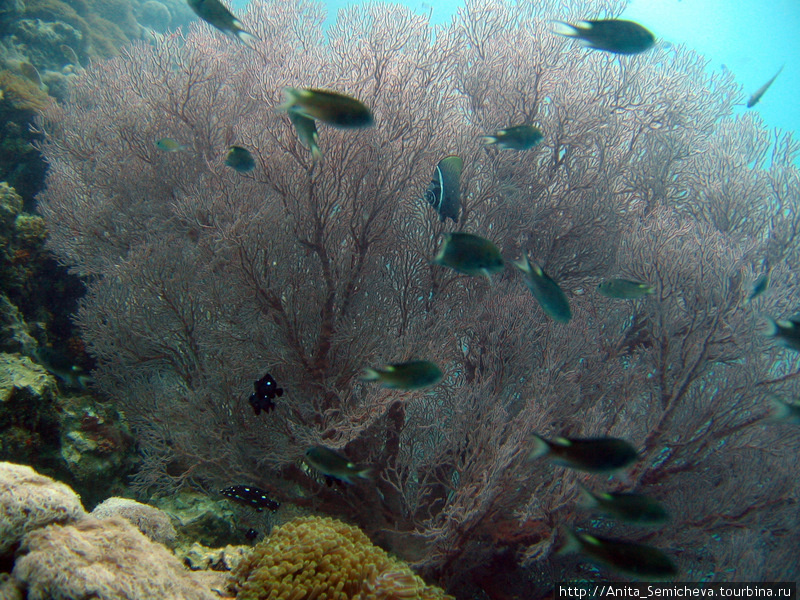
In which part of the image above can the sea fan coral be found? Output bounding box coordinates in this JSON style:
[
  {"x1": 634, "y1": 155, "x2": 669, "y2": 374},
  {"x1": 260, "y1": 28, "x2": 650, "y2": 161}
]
[{"x1": 233, "y1": 516, "x2": 453, "y2": 600}]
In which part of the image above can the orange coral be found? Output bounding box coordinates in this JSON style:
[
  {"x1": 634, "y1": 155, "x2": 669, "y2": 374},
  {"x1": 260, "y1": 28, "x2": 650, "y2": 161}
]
[{"x1": 233, "y1": 516, "x2": 453, "y2": 600}]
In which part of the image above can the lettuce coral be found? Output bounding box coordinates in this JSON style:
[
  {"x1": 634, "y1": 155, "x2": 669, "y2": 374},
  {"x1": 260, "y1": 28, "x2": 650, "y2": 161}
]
[{"x1": 233, "y1": 516, "x2": 453, "y2": 600}]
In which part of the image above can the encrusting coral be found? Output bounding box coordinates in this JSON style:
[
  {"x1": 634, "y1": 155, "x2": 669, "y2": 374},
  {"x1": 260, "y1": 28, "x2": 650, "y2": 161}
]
[{"x1": 233, "y1": 516, "x2": 454, "y2": 600}]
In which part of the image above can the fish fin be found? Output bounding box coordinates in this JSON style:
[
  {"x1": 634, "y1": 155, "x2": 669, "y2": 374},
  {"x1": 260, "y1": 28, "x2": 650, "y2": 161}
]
[
  {"x1": 233, "y1": 26, "x2": 260, "y2": 50},
  {"x1": 356, "y1": 467, "x2": 371, "y2": 480},
  {"x1": 481, "y1": 269, "x2": 494, "y2": 286},
  {"x1": 481, "y1": 136, "x2": 498, "y2": 145},
  {"x1": 528, "y1": 434, "x2": 550, "y2": 460},
  {"x1": 276, "y1": 388, "x2": 284, "y2": 397}
]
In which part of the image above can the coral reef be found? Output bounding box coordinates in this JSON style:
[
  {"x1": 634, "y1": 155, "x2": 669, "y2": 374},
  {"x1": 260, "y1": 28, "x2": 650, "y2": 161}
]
[
  {"x1": 1, "y1": 463, "x2": 230, "y2": 599},
  {"x1": 12, "y1": 515, "x2": 221, "y2": 600},
  {"x1": 0, "y1": 354, "x2": 62, "y2": 470},
  {"x1": 233, "y1": 516, "x2": 454, "y2": 600},
  {"x1": 91, "y1": 497, "x2": 177, "y2": 546},
  {"x1": 0, "y1": 462, "x2": 85, "y2": 555},
  {"x1": 0, "y1": 351, "x2": 137, "y2": 506}
]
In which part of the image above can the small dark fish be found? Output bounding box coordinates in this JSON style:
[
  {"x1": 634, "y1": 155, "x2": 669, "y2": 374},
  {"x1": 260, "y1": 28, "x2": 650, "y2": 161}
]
[
  {"x1": 225, "y1": 145, "x2": 255, "y2": 173},
  {"x1": 155, "y1": 138, "x2": 187, "y2": 152},
  {"x1": 304, "y1": 446, "x2": 370, "y2": 484},
  {"x1": 529, "y1": 434, "x2": 639, "y2": 473},
  {"x1": 598, "y1": 278, "x2": 654, "y2": 300},
  {"x1": 288, "y1": 108, "x2": 323, "y2": 162},
  {"x1": 31, "y1": 346, "x2": 92, "y2": 389},
  {"x1": 362, "y1": 360, "x2": 443, "y2": 390},
  {"x1": 747, "y1": 65, "x2": 784, "y2": 108},
  {"x1": 424, "y1": 155, "x2": 463, "y2": 223},
  {"x1": 766, "y1": 318, "x2": 800, "y2": 353},
  {"x1": 248, "y1": 372, "x2": 283, "y2": 415},
  {"x1": 278, "y1": 87, "x2": 374, "y2": 129},
  {"x1": 553, "y1": 19, "x2": 656, "y2": 55},
  {"x1": 515, "y1": 254, "x2": 571, "y2": 323},
  {"x1": 578, "y1": 484, "x2": 670, "y2": 525},
  {"x1": 244, "y1": 528, "x2": 259, "y2": 541},
  {"x1": 220, "y1": 485, "x2": 280, "y2": 512},
  {"x1": 563, "y1": 530, "x2": 678, "y2": 579},
  {"x1": 433, "y1": 232, "x2": 504, "y2": 279},
  {"x1": 186, "y1": 0, "x2": 259, "y2": 48},
  {"x1": 747, "y1": 271, "x2": 770, "y2": 303},
  {"x1": 482, "y1": 125, "x2": 543, "y2": 151}
]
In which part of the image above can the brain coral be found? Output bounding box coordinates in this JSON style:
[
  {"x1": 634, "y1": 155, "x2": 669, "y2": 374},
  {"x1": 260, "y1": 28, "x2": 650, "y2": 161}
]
[{"x1": 233, "y1": 516, "x2": 453, "y2": 600}]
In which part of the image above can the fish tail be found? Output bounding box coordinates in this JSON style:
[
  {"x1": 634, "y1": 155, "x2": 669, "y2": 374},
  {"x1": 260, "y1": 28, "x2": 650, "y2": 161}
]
[
  {"x1": 276, "y1": 87, "x2": 301, "y2": 114},
  {"x1": 513, "y1": 254, "x2": 532, "y2": 274},
  {"x1": 765, "y1": 318, "x2": 780, "y2": 337},
  {"x1": 556, "y1": 528, "x2": 583, "y2": 556},
  {"x1": 233, "y1": 22, "x2": 260, "y2": 49},
  {"x1": 576, "y1": 482, "x2": 597, "y2": 510},
  {"x1": 481, "y1": 136, "x2": 498, "y2": 146},
  {"x1": 551, "y1": 20, "x2": 581, "y2": 38},
  {"x1": 356, "y1": 467, "x2": 371, "y2": 480},
  {"x1": 767, "y1": 396, "x2": 791, "y2": 422},
  {"x1": 76, "y1": 375, "x2": 94, "y2": 389},
  {"x1": 528, "y1": 434, "x2": 550, "y2": 461},
  {"x1": 310, "y1": 142, "x2": 323, "y2": 164},
  {"x1": 361, "y1": 368, "x2": 381, "y2": 382}
]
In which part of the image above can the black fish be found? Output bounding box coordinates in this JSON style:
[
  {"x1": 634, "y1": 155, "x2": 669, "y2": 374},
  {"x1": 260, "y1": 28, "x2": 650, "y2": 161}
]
[
  {"x1": 424, "y1": 155, "x2": 462, "y2": 223},
  {"x1": 249, "y1": 372, "x2": 283, "y2": 415},
  {"x1": 529, "y1": 434, "x2": 639, "y2": 472},
  {"x1": 564, "y1": 530, "x2": 678, "y2": 579},
  {"x1": 554, "y1": 19, "x2": 655, "y2": 55},
  {"x1": 220, "y1": 485, "x2": 280, "y2": 512}
]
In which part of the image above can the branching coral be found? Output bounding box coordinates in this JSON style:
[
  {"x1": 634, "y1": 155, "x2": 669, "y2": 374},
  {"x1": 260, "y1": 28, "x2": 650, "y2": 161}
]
[{"x1": 233, "y1": 516, "x2": 453, "y2": 600}]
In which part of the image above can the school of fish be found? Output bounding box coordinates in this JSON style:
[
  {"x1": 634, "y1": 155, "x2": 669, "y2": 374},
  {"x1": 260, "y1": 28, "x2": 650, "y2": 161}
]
[{"x1": 176, "y1": 1, "x2": 794, "y2": 581}]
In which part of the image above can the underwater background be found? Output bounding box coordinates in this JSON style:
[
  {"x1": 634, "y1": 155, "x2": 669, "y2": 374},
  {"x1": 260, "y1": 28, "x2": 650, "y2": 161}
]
[{"x1": 0, "y1": 0, "x2": 799, "y2": 597}]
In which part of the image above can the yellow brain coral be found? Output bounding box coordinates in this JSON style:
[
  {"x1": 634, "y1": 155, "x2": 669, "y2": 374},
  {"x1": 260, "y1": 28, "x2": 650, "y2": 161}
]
[{"x1": 232, "y1": 516, "x2": 453, "y2": 600}]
